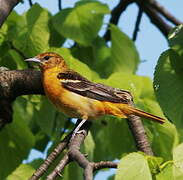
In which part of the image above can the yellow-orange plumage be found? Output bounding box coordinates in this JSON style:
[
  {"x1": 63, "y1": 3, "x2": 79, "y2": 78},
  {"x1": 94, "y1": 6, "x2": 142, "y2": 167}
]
[{"x1": 26, "y1": 52, "x2": 165, "y2": 124}]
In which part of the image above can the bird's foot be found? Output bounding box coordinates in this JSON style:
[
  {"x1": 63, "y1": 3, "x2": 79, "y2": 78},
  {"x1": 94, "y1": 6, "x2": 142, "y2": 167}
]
[{"x1": 70, "y1": 119, "x2": 87, "y2": 142}]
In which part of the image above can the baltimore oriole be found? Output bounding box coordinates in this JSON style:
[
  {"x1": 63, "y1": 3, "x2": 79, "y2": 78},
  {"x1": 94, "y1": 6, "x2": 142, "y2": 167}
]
[{"x1": 25, "y1": 52, "x2": 165, "y2": 135}]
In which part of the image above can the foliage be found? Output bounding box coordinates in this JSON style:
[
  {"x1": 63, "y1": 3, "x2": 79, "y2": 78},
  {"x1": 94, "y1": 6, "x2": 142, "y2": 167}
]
[{"x1": 0, "y1": 1, "x2": 182, "y2": 179}]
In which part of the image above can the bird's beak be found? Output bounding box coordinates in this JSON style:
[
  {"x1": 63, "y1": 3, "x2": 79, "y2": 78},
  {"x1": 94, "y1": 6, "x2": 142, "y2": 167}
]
[{"x1": 24, "y1": 57, "x2": 41, "y2": 63}]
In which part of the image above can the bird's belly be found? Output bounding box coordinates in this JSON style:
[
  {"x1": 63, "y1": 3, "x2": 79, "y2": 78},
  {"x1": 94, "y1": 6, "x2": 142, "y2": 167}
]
[
  {"x1": 46, "y1": 87, "x2": 105, "y2": 120},
  {"x1": 43, "y1": 72, "x2": 105, "y2": 120}
]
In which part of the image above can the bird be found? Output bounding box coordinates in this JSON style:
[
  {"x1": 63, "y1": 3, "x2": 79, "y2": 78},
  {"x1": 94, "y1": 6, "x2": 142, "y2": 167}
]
[{"x1": 25, "y1": 52, "x2": 165, "y2": 136}]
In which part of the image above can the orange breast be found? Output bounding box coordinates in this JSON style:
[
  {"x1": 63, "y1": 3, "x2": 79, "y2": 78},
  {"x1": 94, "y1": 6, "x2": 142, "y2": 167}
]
[{"x1": 42, "y1": 68, "x2": 105, "y2": 120}]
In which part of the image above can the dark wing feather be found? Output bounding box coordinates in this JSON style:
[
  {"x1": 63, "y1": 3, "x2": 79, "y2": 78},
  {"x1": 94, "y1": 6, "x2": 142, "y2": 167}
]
[{"x1": 58, "y1": 71, "x2": 132, "y2": 103}]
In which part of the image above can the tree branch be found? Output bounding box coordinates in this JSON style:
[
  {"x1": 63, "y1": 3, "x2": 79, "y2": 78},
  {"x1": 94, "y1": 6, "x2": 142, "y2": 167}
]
[
  {"x1": 29, "y1": 132, "x2": 72, "y2": 180},
  {"x1": 0, "y1": 69, "x2": 43, "y2": 129},
  {"x1": 0, "y1": 0, "x2": 20, "y2": 27},
  {"x1": 93, "y1": 161, "x2": 118, "y2": 170},
  {"x1": 46, "y1": 120, "x2": 91, "y2": 180},
  {"x1": 136, "y1": 0, "x2": 172, "y2": 37},
  {"x1": 46, "y1": 154, "x2": 70, "y2": 180},
  {"x1": 58, "y1": 0, "x2": 62, "y2": 11},
  {"x1": 127, "y1": 114, "x2": 153, "y2": 155},
  {"x1": 40, "y1": 121, "x2": 118, "y2": 180},
  {"x1": 104, "y1": 0, "x2": 134, "y2": 41},
  {"x1": 132, "y1": 6, "x2": 143, "y2": 41},
  {"x1": 28, "y1": 0, "x2": 33, "y2": 7},
  {"x1": 149, "y1": 0, "x2": 182, "y2": 25},
  {"x1": 127, "y1": 100, "x2": 154, "y2": 155}
]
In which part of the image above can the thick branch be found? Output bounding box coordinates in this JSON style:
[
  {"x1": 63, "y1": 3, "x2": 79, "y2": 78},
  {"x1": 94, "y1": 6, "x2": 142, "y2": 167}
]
[
  {"x1": 0, "y1": 69, "x2": 43, "y2": 128},
  {"x1": 0, "y1": 69, "x2": 43, "y2": 98},
  {"x1": 0, "y1": 0, "x2": 20, "y2": 27}
]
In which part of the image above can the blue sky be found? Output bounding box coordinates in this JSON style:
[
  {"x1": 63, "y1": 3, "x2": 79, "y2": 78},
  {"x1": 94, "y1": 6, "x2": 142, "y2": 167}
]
[{"x1": 15, "y1": 0, "x2": 183, "y2": 179}]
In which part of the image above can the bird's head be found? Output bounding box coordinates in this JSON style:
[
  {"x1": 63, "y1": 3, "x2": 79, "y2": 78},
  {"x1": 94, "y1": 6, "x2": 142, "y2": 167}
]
[{"x1": 25, "y1": 52, "x2": 67, "y2": 70}]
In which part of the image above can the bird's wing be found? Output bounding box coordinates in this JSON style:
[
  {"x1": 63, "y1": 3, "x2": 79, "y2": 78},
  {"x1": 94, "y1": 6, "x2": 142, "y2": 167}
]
[{"x1": 57, "y1": 71, "x2": 132, "y2": 103}]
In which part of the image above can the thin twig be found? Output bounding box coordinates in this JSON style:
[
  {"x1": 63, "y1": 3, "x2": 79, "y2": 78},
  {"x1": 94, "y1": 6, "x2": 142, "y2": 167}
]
[
  {"x1": 104, "y1": 0, "x2": 134, "y2": 41},
  {"x1": 93, "y1": 161, "x2": 118, "y2": 170},
  {"x1": 46, "y1": 154, "x2": 70, "y2": 180},
  {"x1": 127, "y1": 99, "x2": 153, "y2": 155},
  {"x1": 28, "y1": 0, "x2": 33, "y2": 7},
  {"x1": 58, "y1": 0, "x2": 62, "y2": 11},
  {"x1": 47, "y1": 120, "x2": 92, "y2": 180},
  {"x1": 29, "y1": 133, "x2": 72, "y2": 180},
  {"x1": 127, "y1": 114, "x2": 153, "y2": 155},
  {"x1": 132, "y1": 6, "x2": 143, "y2": 41}
]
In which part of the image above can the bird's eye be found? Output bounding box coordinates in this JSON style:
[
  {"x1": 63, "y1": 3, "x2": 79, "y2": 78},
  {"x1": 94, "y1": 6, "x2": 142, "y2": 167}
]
[{"x1": 44, "y1": 56, "x2": 51, "y2": 60}]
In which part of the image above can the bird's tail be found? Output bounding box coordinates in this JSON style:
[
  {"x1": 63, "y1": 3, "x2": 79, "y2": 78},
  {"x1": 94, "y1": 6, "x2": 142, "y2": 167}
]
[
  {"x1": 124, "y1": 105, "x2": 165, "y2": 124},
  {"x1": 103, "y1": 102, "x2": 165, "y2": 124}
]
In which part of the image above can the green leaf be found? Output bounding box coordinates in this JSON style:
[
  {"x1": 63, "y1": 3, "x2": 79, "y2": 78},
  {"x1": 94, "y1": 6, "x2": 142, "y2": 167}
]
[
  {"x1": 63, "y1": 163, "x2": 83, "y2": 180},
  {"x1": 0, "y1": 49, "x2": 27, "y2": 70},
  {"x1": 91, "y1": 116, "x2": 136, "y2": 161},
  {"x1": 156, "y1": 143, "x2": 183, "y2": 180},
  {"x1": 48, "y1": 18, "x2": 65, "y2": 47},
  {"x1": 108, "y1": 175, "x2": 115, "y2": 180},
  {"x1": 29, "y1": 158, "x2": 44, "y2": 169},
  {"x1": 0, "y1": 49, "x2": 17, "y2": 69},
  {"x1": 168, "y1": 24, "x2": 183, "y2": 56},
  {"x1": 71, "y1": 37, "x2": 111, "y2": 77},
  {"x1": 34, "y1": 131, "x2": 49, "y2": 152},
  {"x1": 173, "y1": 143, "x2": 183, "y2": 179},
  {"x1": 6, "y1": 164, "x2": 36, "y2": 180},
  {"x1": 5, "y1": 11, "x2": 26, "y2": 42},
  {"x1": 110, "y1": 25, "x2": 140, "y2": 74},
  {"x1": 154, "y1": 50, "x2": 183, "y2": 140},
  {"x1": 0, "y1": 22, "x2": 8, "y2": 43},
  {"x1": 13, "y1": 4, "x2": 50, "y2": 57},
  {"x1": 146, "y1": 155, "x2": 163, "y2": 174},
  {"x1": 115, "y1": 153, "x2": 152, "y2": 180},
  {"x1": 156, "y1": 164, "x2": 173, "y2": 180},
  {"x1": 139, "y1": 98, "x2": 179, "y2": 160},
  {"x1": 0, "y1": 41, "x2": 10, "y2": 60},
  {"x1": 32, "y1": 96, "x2": 57, "y2": 136},
  {"x1": 28, "y1": 95, "x2": 68, "y2": 138},
  {"x1": 0, "y1": 101, "x2": 35, "y2": 179},
  {"x1": 52, "y1": 0, "x2": 109, "y2": 46}
]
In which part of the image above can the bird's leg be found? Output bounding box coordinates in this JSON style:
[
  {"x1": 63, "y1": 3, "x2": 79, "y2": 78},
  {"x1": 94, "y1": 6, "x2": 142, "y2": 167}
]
[{"x1": 71, "y1": 119, "x2": 87, "y2": 141}]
